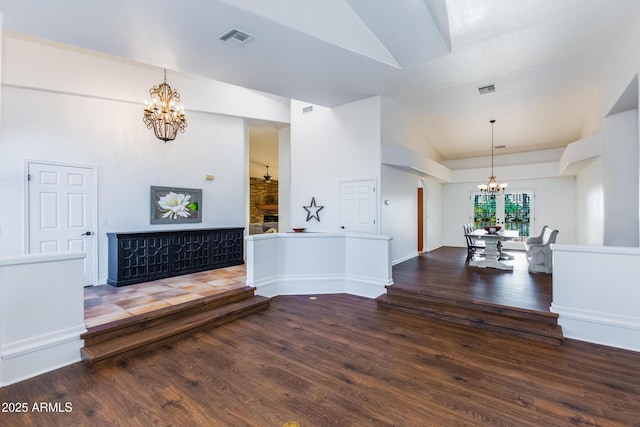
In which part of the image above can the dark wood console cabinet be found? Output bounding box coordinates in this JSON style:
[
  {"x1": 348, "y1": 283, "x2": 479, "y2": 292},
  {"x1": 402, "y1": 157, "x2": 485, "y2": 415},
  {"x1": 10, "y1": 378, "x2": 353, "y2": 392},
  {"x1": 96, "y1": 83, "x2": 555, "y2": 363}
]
[{"x1": 107, "y1": 228, "x2": 244, "y2": 287}]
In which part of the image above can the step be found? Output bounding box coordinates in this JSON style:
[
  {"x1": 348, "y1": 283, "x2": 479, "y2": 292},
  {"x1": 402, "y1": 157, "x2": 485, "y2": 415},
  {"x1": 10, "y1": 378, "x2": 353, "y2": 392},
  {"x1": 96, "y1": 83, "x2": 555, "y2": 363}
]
[
  {"x1": 81, "y1": 293, "x2": 270, "y2": 364},
  {"x1": 83, "y1": 286, "x2": 258, "y2": 346},
  {"x1": 385, "y1": 285, "x2": 559, "y2": 325},
  {"x1": 376, "y1": 294, "x2": 562, "y2": 345}
]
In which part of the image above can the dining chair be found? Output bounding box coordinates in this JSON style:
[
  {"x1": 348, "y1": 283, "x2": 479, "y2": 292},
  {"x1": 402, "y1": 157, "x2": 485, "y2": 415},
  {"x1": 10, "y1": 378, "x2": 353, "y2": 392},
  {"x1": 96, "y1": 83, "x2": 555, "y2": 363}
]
[{"x1": 463, "y1": 224, "x2": 485, "y2": 263}]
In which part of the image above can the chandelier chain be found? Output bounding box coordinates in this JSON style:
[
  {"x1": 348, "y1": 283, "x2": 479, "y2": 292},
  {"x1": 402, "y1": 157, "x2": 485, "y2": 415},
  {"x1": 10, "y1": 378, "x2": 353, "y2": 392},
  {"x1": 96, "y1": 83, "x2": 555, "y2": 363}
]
[{"x1": 478, "y1": 119, "x2": 507, "y2": 199}]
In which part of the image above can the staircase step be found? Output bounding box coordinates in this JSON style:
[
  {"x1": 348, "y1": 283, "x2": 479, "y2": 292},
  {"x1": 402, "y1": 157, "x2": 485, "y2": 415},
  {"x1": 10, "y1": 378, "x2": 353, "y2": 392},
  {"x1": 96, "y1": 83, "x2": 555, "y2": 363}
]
[
  {"x1": 385, "y1": 285, "x2": 559, "y2": 325},
  {"x1": 83, "y1": 286, "x2": 258, "y2": 346},
  {"x1": 81, "y1": 292, "x2": 270, "y2": 364},
  {"x1": 376, "y1": 293, "x2": 562, "y2": 345}
]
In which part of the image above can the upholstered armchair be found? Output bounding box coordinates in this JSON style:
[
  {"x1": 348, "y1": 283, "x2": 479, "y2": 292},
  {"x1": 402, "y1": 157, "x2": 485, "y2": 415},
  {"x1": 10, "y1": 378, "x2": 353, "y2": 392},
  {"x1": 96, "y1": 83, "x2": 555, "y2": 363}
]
[
  {"x1": 525, "y1": 226, "x2": 548, "y2": 249},
  {"x1": 525, "y1": 226, "x2": 558, "y2": 274}
]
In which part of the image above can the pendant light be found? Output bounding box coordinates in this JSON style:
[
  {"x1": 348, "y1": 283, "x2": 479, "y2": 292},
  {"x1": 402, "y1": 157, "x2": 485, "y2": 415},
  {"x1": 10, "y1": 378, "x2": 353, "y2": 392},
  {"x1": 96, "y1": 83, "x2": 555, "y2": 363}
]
[{"x1": 478, "y1": 119, "x2": 507, "y2": 198}]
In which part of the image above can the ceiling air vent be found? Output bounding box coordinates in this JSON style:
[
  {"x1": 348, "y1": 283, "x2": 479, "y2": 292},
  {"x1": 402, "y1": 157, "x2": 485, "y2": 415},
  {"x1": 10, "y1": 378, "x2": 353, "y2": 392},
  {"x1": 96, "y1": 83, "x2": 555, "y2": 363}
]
[
  {"x1": 219, "y1": 28, "x2": 255, "y2": 45},
  {"x1": 302, "y1": 105, "x2": 313, "y2": 114},
  {"x1": 478, "y1": 84, "x2": 496, "y2": 95}
]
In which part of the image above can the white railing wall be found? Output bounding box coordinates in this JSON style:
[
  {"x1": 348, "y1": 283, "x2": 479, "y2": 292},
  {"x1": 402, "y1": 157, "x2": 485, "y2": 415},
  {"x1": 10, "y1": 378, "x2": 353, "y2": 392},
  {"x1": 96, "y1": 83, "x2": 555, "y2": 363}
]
[
  {"x1": 0, "y1": 252, "x2": 86, "y2": 386},
  {"x1": 552, "y1": 244, "x2": 640, "y2": 351},
  {"x1": 246, "y1": 233, "x2": 393, "y2": 298}
]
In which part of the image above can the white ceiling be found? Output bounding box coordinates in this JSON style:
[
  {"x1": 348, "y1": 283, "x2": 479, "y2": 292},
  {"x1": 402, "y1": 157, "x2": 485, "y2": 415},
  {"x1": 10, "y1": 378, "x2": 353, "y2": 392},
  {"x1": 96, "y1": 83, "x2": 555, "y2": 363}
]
[{"x1": 2, "y1": 0, "x2": 639, "y2": 160}]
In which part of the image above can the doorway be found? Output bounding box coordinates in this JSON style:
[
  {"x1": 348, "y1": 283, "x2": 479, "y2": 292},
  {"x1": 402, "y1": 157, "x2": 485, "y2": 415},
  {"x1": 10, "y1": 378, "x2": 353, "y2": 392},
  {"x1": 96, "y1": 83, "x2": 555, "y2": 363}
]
[
  {"x1": 472, "y1": 190, "x2": 534, "y2": 246},
  {"x1": 249, "y1": 126, "x2": 279, "y2": 234},
  {"x1": 27, "y1": 161, "x2": 97, "y2": 286},
  {"x1": 417, "y1": 186, "x2": 424, "y2": 252}
]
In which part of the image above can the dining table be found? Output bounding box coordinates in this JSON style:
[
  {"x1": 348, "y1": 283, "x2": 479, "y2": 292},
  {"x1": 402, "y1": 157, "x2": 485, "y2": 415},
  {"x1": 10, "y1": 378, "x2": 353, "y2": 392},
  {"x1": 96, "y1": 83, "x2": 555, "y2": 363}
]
[{"x1": 466, "y1": 229, "x2": 519, "y2": 270}]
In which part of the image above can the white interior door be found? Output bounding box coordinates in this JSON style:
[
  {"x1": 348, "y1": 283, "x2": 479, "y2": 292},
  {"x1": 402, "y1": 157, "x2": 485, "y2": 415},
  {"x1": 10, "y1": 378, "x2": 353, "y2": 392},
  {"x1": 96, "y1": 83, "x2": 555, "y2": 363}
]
[
  {"x1": 340, "y1": 179, "x2": 376, "y2": 234},
  {"x1": 28, "y1": 162, "x2": 96, "y2": 286}
]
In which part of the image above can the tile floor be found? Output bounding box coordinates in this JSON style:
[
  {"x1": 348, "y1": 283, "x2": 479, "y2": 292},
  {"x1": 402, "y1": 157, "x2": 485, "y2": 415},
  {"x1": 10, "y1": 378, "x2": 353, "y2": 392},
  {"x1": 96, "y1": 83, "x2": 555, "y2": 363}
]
[{"x1": 83, "y1": 265, "x2": 247, "y2": 328}]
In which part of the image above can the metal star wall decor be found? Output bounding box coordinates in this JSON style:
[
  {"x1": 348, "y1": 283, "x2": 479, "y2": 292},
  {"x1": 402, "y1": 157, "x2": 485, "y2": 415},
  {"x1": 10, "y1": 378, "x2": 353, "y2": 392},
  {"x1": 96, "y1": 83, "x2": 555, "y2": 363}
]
[{"x1": 303, "y1": 197, "x2": 324, "y2": 222}]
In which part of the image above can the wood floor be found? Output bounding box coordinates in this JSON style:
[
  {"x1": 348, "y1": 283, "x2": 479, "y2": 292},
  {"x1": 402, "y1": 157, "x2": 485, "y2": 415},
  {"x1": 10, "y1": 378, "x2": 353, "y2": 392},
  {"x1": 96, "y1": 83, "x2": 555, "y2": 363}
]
[
  {"x1": 376, "y1": 247, "x2": 563, "y2": 344},
  {"x1": 2, "y1": 293, "x2": 639, "y2": 425},
  {"x1": 391, "y1": 246, "x2": 552, "y2": 312}
]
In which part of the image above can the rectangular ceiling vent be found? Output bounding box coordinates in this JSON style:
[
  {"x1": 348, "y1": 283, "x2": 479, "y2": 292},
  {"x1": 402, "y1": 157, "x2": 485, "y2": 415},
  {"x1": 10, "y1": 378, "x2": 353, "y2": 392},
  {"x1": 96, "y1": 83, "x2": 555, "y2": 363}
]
[
  {"x1": 478, "y1": 84, "x2": 496, "y2": 95},
  {"x1": 219, "y1": 28, "x2": 255, "y2": 45},
  {"x1": 302, "y1": 105, "x2": 313, "y2": 114}
]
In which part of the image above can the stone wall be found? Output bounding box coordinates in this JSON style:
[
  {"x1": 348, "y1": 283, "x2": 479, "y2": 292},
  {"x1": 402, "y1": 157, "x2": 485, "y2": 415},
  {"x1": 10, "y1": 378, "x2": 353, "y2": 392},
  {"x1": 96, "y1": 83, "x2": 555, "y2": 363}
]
[{"x1": 250, "y1": 177, "x2": 278, "y2": 223}]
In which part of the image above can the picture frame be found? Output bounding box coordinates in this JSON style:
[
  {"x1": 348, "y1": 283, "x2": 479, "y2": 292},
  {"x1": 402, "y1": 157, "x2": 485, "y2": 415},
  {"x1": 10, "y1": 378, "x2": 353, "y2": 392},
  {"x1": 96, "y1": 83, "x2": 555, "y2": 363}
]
[{"x1": 150, "y1": 186, "x2": 202, "y2": 224}]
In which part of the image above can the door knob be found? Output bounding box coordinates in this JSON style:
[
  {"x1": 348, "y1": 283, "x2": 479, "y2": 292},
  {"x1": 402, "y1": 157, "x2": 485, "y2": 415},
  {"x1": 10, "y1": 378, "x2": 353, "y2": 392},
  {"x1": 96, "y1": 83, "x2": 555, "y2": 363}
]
[{"x1": 81, "y1": 231, "x2": 93, "y2": 236}]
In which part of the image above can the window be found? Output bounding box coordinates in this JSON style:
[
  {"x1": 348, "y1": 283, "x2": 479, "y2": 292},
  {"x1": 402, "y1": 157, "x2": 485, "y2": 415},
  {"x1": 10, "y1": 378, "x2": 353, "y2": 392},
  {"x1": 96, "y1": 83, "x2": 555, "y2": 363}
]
[{"x1": 472, "y1": 191, "x2": 534, "y2": 242}]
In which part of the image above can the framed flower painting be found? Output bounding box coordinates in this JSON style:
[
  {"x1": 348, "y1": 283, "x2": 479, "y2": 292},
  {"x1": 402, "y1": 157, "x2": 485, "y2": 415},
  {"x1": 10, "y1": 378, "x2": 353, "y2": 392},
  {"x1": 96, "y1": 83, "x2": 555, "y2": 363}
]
[{"x1": 150, "y1": 186, "x2": 202, "y2": 224}]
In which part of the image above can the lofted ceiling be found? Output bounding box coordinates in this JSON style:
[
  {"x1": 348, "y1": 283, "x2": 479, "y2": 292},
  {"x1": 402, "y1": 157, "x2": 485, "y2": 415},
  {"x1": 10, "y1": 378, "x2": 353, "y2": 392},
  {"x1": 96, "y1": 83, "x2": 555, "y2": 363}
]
[{"x1": 1, "y1": 0, "x2": 639, "y2": 160}]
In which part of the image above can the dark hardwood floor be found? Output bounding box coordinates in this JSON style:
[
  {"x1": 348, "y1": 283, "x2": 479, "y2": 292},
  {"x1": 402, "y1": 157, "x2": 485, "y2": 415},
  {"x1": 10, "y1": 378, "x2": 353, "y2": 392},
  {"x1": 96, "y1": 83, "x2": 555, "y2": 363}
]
[
  {"x1": 1, "y1": 292, "x2": 639, "y2": 426},
  {"x1": 392, "y1": 246, "x2": 552, "y2": 312}
]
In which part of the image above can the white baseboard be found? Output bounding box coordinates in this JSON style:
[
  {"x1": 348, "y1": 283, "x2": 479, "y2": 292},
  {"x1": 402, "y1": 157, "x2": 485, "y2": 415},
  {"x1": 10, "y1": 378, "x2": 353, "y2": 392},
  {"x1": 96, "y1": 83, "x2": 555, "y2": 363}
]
[
  {"x1": 247, "y1": 275, "x2": 279, "y2": 298},
  {"x1": 251, "y1": 274, "x2": 392, "y2": 299},
  {"x1": 278, "y1": 275, "x2": 345, "y2": 295},
  {"x1": 551, "y1": 304, "x2": 640, "y2": 352},
  {"x1": 1, "y1": 324, "x2": 86, "y2": 387},
  {"x1": 392, "y1": 252, "x2": 418, "y2": 266},
  {"x1": 345, "y1": 275, "x2": 390, "y2": 298}
]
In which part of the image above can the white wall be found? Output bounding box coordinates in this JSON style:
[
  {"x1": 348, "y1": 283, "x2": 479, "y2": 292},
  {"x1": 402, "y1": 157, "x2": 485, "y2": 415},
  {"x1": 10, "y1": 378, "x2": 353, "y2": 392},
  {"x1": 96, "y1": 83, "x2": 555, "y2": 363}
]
[
  {"x1": 380, "y1": 165, "x2": 443, "y2": 263},
  {"x1": 602, "y1": 109, "x2": 639, "y2": 247},
  {"x1": 577, "y1": 9, "x2": 640, "y2": 247},
  {"x1": 575, "y1": 157, "x2": 604, "y2": 245},
  {"x1": 289, "y1": 97, "x2": 382, "y2": 232},
  {"x1": 380, "y1": 165, "x2": 418, "y2": 262},
  {"x1": 379, "y1": 97, "x2": 444, "y2": 260},
  {"x1": 0, "y1": 35, "x2": 290, "y2": 284},
  {"x1": 380, "y1": 97, "x2": 441, "y2": 162},
  {"x1": 423, "y1": 177, "x2": 443, "y2": 250},
  {"x1": 442, "y1": 176, "x2": 576, "y2": 247},
  {"x1": 277, "y1": 126, "x2": 291, "y2": 233}
]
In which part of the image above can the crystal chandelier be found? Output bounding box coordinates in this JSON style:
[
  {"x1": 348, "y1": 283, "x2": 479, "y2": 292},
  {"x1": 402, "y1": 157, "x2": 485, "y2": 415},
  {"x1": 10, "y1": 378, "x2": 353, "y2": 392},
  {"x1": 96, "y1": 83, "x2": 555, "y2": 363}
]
[
  {"x1": 478, "y1": 119, "x2": 507, "y2": 198},
  {"x1": 143, "y1": 69, "x2": 187, "y2": 142}
]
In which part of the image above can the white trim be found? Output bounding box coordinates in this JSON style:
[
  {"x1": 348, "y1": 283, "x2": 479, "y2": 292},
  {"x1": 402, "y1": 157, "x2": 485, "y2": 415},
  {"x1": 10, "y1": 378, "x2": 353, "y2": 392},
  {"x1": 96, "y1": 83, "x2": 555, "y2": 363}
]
[
  {"x1": 551, "y1": 303, "x2": 640, "y2": 352},
  {"x1": 345, "y1": 274, "x2": 391, "y2": 298},
  {"x1": 0, "y1": 251, "x2": 85, "y2": 266},
  {"x1": 425, "y1": 244, "x2": 443, "y2": 252},
  {"x1": 551, "y1": 304, "x2": 640, "y2": 329},
  {"x1": 552, "y1": 244, "x2": 640, "y2": 256},
  {"x1": 1, "y1": 340, "x2": 84, "y2": 387},
  {"x1": 248, "y1": 276, "x2": 280, "y2": 297},
  {"x1": 24, "y1": 159, "x2": 99, "y2": 286},
  {"x1": 251, "y1": 273, "x2": 392, "y2": 299},
  {"x1": 278, "y1": 274, "x2": 345, "y2": 295},
  {"x1": 392, "y1": 251, "x2": 418, "y2": 265},
  {"x1": 1, "y1": 324, "x2": 87, "y2": 360}
]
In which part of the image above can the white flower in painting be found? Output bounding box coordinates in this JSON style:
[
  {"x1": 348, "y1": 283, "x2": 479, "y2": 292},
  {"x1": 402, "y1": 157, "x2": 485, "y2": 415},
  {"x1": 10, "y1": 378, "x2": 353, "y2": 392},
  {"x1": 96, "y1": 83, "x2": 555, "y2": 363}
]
[{"x1": 157, "y1": 192, "x2": 192, "y2": 219}]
